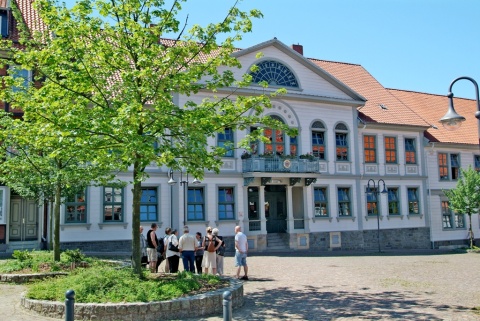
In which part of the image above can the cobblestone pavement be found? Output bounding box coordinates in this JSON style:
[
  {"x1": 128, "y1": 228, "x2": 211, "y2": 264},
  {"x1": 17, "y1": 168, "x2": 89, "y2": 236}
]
[{"x1": 1, "y1": 250, "x2": 480, "y2": 320}]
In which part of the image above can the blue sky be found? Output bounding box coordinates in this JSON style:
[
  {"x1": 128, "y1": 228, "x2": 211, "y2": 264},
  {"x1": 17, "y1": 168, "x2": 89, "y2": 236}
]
[
  {"x1": 64, "y1": 0, "x2": 480, "y2": 99},
  {"x1": 171, "y1": 0, "x2": 480, "y2": 100}
]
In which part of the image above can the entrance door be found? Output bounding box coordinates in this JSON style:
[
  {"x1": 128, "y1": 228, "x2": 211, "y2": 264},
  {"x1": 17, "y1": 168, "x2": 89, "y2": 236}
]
[
  {"x1": 265, "y1": 185, "x2": 287, "y2": 233},
  {"x1": 9, "y1": 197, "x2": 38, "y2": 241}
]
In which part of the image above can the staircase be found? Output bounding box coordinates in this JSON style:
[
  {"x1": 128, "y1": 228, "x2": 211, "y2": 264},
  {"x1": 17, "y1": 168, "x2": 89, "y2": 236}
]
[
  {"x1": 6, "y1": 241, "x2": 40, "y2": 253},
  {"x1": 267, "y1": 233, "x2": 290, "y2": 251}
]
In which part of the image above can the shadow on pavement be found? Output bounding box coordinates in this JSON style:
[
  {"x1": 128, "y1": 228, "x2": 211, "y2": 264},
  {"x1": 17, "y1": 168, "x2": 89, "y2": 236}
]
[{"x1": 197, "y1": 285, "x2": 474, "y2": 320}]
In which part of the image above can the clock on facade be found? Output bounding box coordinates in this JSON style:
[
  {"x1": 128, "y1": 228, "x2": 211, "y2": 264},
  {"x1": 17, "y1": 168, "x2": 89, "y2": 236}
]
[{"x1": 250, "y1": 60, "x2": 299, "y2": 88}]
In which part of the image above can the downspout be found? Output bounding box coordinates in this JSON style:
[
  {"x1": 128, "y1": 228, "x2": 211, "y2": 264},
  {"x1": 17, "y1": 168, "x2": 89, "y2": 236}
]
[{"x1": 425, "y1": 142, "x2": 434, "y2": 249}]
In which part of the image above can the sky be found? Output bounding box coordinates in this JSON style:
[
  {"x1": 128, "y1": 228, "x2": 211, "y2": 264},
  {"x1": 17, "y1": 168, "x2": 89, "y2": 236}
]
[
  {"x1": 63, "y1": 0, "x2": 480, "y2": 100},
  {"x1": 169, "y1": 0, "x2": 480, "y2": 100}
]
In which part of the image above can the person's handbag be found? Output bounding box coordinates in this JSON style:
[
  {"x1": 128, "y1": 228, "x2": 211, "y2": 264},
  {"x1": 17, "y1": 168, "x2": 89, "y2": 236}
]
[{"x1": 168, "y1": 241, "x2": 179, "y2": 252}]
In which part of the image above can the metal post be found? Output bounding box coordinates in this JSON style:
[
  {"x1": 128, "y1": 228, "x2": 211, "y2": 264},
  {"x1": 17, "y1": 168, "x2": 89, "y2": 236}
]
[
  {"x1": 223, "y1": 290, "x2": 232, "y2": 321},
  {"x1": 65, "y1": 289, "x2": 75, "y2": 321}
]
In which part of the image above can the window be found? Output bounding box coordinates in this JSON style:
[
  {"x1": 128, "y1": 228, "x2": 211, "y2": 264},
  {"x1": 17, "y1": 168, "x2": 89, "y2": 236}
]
[
  {"x1": 0, "y1": 11, "x2": 8, "y2": 38},
  {"x1": 364, "y1": 135, "x2": 376, "y2": 163},
  {"x1": 314, "y1": 187, "x2": 328, "y2": 217},
  {"x1": 442, "y1": 201, "x2": 465, "y2": 229},
  {"x1": 65, "y1": 190, "x2": 87, "y2": 223},
  {"x1": 140, "y1": 188, "x2": 157, "y2": 221},
  {"x1": 384, "y1": 137, "x2": 397, "y2": 163},
  {"x1": 438, "y1": 153, "x2": 460, "y2": 180},
  {"x1": 264, "y1": 116, "x2": 285, "y2": 156},
  {"x1": 404, "y1": 138, "x2": 416, "y2": 164},
  {"x1": 217, "y1": 128, "x2": 234, "y2": 157},
  {"x1": 366, "y1": 187, "x2": 378, "y2": 216},
  {"x1": 9, "y1": 66, "x2": 31, "y2": 92},
  {"x1": 187, "y1": 187, "x2": 205, "y2": 221},
  {"x1": 337, "y1": 187, "x2": 351, "y2": 216},
  {"x1": 387, "y1": 188, "x2": 400, "y2": 215},
  {"x1": 250, "y1": 60, "x2": 299, "y2": 88},
  {"x1": 103, "y1": 187, "x2": 123, "y2": 222},
  {"x1": 475, "y1": 155, "x2": 480, "y2": 172},
  {"x1": 335, "y1": 123, "x2": 348, "y2": 161},
  {"x1": 311, "y1": 121, "x2": 326, "y2": 160},
  {"x1": 218, "y1": 187, "x2": 235, "y2": 220},
  {"x1": 407, "y1": 188, "x2": 419, "y2": 215},
  {"x1": 289, "y1": 136, "x2": 298, "y2": 156}
]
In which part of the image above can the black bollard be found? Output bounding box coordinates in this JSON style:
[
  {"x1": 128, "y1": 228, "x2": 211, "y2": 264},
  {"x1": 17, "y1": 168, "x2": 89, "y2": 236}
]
[
  {"x1": 65, "y1": 289, "x2": 75, "y2": 321},
  {"x1": 223, "y1": 290, "x2": 232, "y2": 321}
]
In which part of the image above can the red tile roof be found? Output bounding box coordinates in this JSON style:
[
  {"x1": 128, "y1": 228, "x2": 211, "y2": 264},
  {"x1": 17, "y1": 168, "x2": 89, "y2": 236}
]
[
  {"x1": 309, "y1": 58, "x2": 431, "y2": 128},
  {"x1": 387, "y1": 89, "x2": 479, "y2": 145},
  {"x1": 0, "y1": 0, "x2": 8, "y2": 9}
]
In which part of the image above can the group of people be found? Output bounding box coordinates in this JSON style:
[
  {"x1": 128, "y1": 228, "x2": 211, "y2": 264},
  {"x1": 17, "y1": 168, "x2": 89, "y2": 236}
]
[{"x1": 140, "y1": 224, "x2": 249, "y2": 279}]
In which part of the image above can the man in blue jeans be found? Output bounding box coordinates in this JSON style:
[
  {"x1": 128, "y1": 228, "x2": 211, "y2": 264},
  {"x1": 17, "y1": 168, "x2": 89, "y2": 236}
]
[
  {"x1": 178, "y1": 225, "x2": 196, "y2": 272},
  {"x1": 234, "y1": 225, "x2": 249, "y2": 280}
]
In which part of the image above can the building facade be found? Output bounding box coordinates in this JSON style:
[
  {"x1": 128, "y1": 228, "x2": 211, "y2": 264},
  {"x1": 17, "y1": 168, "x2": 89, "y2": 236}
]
[{"x1": 1, "y1": 0, "x2": 478, "y2": 253}]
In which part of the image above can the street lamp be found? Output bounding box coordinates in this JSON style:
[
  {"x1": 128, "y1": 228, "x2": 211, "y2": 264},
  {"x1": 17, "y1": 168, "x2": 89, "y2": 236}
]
[
  {"x1": 439, "y1": 77, "x2": 480, "y2": 144},
  {"x1": 167, "y1": 169, "x2": 201, "y2": 225},
  {"x1": 366, "y1": 179, "x2": 387, "y2": 253}
]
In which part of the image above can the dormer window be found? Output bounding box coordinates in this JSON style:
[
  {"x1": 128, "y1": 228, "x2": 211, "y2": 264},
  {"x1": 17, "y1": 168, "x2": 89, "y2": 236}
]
[{"x1": 250, "y1": 60, "x2": 299, "y2": 88}]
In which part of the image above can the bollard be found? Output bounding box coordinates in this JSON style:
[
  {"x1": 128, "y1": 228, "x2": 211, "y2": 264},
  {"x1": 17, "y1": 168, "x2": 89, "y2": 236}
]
[
  {"x1": 65, "y1": 289, "x2": 75, "y2": 321},
  {"x1": 223, "y1": 290, "x2": 232, "y2": 321}
]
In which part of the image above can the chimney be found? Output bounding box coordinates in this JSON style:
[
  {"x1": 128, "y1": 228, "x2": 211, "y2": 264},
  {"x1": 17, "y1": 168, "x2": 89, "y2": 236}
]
[{"x1": 291, "y1": 44, "x2": 303, "y2": 55}]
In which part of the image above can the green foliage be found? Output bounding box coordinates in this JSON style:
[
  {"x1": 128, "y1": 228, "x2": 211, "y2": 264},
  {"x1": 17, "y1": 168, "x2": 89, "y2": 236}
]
[
  {"x1": 444, "y1": 167, "x2": 480, "y2": 248},
  {"x1": 12, "y1": 250, "x2": 33, "y2": 262},
  {"x1": 0, "y1": 0, "x2": 296, "y2": 274},
  {"x1": 62, "y1": 249, "x2": 86, "y2": 263},
  {"x1": 0, "y1": 249, "x2": 94, "y2": 273},
  {"x1": 26, "y1": 267, "x2": 222, "y2": 303}
]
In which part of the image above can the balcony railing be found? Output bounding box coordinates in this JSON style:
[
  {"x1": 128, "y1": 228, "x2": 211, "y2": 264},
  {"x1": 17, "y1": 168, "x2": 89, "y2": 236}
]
[{"x1": 242, "y1": 156, "x2": 319, "y2": 173}]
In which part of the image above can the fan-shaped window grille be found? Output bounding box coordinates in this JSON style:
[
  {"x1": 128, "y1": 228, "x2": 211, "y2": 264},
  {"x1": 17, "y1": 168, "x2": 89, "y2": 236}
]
[
  {"x1": 312, "y1": 121, "x2": 325, "y2": 129},
  {"x1": 250, "y1": 60, "x2": 299, "y2": 88}
]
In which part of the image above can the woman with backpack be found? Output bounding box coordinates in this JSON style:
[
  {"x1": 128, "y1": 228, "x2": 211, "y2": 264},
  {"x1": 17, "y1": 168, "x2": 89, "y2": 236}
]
[
  {"x1": 212, "y1": 228, "x2": 226, "y2": 276},
  {"x1": 201, "y1": 226, "x2": 221, "y2": 274}
]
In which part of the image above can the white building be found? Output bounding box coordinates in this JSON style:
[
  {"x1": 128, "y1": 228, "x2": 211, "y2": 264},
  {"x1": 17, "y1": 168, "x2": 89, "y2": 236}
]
[{"x1": 1, "y1": 1, "x2": 478, "y2": 253}]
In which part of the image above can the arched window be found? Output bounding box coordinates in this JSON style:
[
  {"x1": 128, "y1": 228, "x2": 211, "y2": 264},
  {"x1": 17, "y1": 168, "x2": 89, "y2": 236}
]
[
  {"x1": 264, "y1": 115, "x2": 286, "y2": 156},
  {"x1": 250, "y1": 60, "x2": 299, "y2": 88},
  {"x1": 335, "y1": 123, "x2": 349, "y2": 161},
  {"x1": 311, "y1": 121, "x2": 326, "y2": 160}
]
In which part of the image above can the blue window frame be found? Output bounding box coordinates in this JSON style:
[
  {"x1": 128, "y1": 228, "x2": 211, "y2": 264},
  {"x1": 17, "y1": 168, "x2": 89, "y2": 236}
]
[
  {"x1": 314, "y1": 187, "x2": 328, "y2": 217},
  {"x1": 218, "y1": 128, "x2": 234, "y2": 157},
  {"x1": 338, "y1": 187, "x2": 351, "y2": 216},
  {"x1": 65, "y1": 190, "x2": 87, "y2": 223},
  {"x1": 387, "y1": 188, "x2": 400, "y2": 215},
  {"x1": 218, "y1": 187, "x2": 235, "y2": 220},
  {"x1": 407, "y1": 188, "x2": 419, "y2": 215},
  {"x1": 187, "y1": 187, "x2": 205, "y2": 221},
  {"x1": 140, "y1": 187, "x2": 157, "y2": 221},
  {"x1": 103, "y1": 187, "x2": 124, "y2": 222}
]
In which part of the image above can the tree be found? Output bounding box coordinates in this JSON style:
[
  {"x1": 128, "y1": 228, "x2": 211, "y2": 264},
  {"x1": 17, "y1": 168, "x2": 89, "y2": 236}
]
[
  {"x1": 444, "y1": 167, "x2": 480, "y2": 249},
  {"x1": 1, "y1": 0, "x2": 293, "y2": 276},
  {"x1": 0, "y1": 112, "x2": 122, "y2": 261}
]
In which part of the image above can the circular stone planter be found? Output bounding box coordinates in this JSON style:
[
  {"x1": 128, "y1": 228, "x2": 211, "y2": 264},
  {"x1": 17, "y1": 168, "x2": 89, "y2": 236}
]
[
  {"x1": 21, "y1": 278, "x2": 244, "y2": 320},
  {"x1": 0, "y1": 272, "x2": 68, "y2": 284}
]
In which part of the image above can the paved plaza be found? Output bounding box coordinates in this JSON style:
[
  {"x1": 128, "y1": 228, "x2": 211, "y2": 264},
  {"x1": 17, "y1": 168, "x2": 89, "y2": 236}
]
[{"x1": 1, "y1": 250, "x2": 480, "y2": 320}]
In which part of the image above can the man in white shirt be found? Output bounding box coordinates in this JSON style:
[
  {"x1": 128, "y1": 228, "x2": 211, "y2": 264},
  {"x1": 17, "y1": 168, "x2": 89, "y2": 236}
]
[
  {"x1": 178, "y1": 226, "x2": 196, "y2": 272},
  {"x1": 234, "y1": 225, "x2": 248, "y2": 280}
]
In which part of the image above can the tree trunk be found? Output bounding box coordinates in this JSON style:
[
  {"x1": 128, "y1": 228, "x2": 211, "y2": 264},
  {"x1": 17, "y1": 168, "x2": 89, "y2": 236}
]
[
  {"x1": 468, "y1": 214, "x2": 474, "y2": 249},
  {"x1": 131, "y1": 159, "x2": 142, "y2": 276},
  {"x1": 54, "y1": 182, "x2": 62, "y2": 261},
  {"x1": 49, "y1": 200, "x2": 53, "y2": 250}
]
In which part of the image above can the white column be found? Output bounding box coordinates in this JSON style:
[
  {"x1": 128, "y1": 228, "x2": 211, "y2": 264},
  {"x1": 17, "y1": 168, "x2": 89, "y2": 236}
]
[
  {"x1": 259, "y1": 186, "x2": 267, "y2": 234},
  {"x1": 286, "y1": 185, "x2": 294, "y2": 232}
]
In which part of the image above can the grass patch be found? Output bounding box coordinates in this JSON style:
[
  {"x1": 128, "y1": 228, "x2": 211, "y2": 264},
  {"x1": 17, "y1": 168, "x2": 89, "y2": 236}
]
[
  {"x1": 0, "y1": 249, "x2": 96, "y2": 274},
  {"x1": 26, "y1": 268, "x2": 224, "y2": 303}
]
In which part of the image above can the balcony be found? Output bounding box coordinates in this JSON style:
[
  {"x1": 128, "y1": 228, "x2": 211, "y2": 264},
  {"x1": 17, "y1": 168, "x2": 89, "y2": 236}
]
[{"x1": 242, "y1": 156, "x2": 319, "y2": 173}]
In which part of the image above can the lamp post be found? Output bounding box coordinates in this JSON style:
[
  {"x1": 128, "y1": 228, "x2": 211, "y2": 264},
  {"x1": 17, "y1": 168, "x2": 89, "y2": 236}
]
[
  {"x1": 439, "y1": 77, "x2": 480, "y2": 142},
  {"x1": 168, "y1": 169, "x2": 201, "y2": 226},
  {"x1": 366, "y1": 179, "x2": 387, "y2": 253}
]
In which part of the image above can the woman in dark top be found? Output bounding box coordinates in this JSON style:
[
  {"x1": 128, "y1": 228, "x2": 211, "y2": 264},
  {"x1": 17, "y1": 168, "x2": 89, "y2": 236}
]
[{"x1": 195, "y1": 232, "x2": 204, "y2": 274}]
